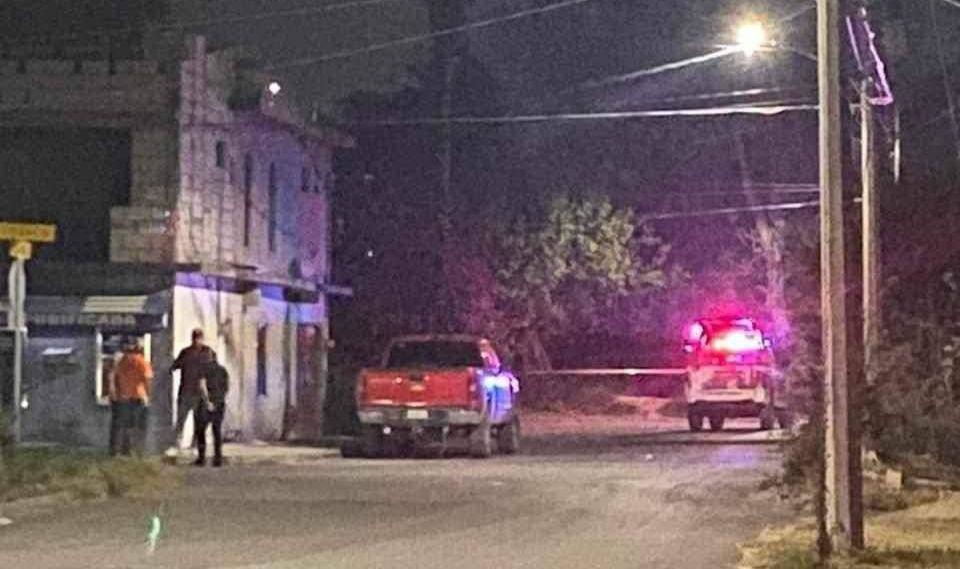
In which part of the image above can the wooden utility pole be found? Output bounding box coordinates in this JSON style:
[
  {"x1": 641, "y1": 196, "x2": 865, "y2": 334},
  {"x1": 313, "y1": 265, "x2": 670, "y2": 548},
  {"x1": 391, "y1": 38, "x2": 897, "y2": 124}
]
[
  {"x1": 861, "y1": 82, "x2": 879, "y2": 389},
  {"x1": 818, "y1": 0, "x2": 858, "y2": 555}
]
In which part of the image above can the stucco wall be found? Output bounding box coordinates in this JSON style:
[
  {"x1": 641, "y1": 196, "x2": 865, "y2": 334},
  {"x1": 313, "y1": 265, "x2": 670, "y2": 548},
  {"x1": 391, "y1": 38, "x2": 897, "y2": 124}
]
[{"x1": 172, "y1": 283, "x2": 308, "y2": 441}]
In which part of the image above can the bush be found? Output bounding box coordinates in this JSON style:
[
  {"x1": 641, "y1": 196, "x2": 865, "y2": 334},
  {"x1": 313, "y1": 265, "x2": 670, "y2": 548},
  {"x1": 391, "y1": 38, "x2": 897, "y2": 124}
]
[{"x1": 782, "y1": 422, "x2": 821, "y2": 488}]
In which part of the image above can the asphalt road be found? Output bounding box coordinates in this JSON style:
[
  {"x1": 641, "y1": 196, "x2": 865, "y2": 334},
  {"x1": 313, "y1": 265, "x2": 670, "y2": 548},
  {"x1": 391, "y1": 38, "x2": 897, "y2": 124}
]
[{"x1": 0, "y1": 430, "x2": 789, "y2": 569}]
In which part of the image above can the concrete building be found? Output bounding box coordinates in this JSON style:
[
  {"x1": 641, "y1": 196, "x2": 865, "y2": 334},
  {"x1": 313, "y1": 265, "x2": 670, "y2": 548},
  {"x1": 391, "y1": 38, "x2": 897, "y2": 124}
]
[{"x1": 0, "y1": 35, "x2": 351, "y2": 451}]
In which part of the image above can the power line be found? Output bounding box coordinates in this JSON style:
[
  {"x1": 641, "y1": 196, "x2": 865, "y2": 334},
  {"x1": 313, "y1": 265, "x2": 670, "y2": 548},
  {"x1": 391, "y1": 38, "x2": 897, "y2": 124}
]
[
  {"x1": 153, "y1": 0, "x2": 410, "y2": 31},
  {"x1": 579, "y1": 48, "x2": 738, "y2": 90},
  {"x1": 577, "y1": 4, "x2": 817, "y2": 92},
  {"x1": 781, "y1": 3, "x2": 816, "y2": 22},
  {"x1": 346, "y1": 103, "x2": 817, "y2": 126},
  {"x1": 633, "y1": 86, "x2": 812, "y2": 106},
  {"x1": 6, "y1": 0, "x2": 411, "y2": 42},
  {"x1": 646, "y1": 196, "x2": 863, "y2": 221},
  {"x1": 264, "y1": 0, "x2": 601, "y2": 69},
  {"x1": 940, "y1": 0, "x2": 960, "y2": 9},
  {"x1": 930, "y1": 0, "x2": 960, "y2": 160},
  {"x1": 679, "y1": 187, "x2": 820, "y2": 197},
  {"x1": 645, "y1": 200, "x2": 818, "y2": 220}
]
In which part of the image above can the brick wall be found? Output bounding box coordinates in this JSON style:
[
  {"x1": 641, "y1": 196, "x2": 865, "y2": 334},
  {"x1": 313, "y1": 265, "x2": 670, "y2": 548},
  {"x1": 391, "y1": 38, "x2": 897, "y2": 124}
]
[
  {"x1": 0, "y1": 35, "x2": 340, "y2": 280},
  {"x1": 172, "y1": 36, "x2": 336, "y2": 284}
]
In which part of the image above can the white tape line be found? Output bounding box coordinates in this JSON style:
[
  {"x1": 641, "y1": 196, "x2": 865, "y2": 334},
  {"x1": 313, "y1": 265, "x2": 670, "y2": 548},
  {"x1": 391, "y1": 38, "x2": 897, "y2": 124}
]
[{"x1": 525, "y1": 368, "x2": 688, "y2": 377}]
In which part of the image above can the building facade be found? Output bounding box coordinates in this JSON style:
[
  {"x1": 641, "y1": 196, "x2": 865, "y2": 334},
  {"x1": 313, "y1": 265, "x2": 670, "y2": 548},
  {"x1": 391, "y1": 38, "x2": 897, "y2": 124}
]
[{"x1": 0, "y1": 35, "x2": 350, "y2": 450}]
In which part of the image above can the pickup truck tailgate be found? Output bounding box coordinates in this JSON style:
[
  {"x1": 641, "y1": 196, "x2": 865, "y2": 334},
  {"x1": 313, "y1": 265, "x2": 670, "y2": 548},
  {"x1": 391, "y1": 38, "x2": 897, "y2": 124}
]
[{"x1": 361, "y1": 368, "x2": 476, "y2": 407}]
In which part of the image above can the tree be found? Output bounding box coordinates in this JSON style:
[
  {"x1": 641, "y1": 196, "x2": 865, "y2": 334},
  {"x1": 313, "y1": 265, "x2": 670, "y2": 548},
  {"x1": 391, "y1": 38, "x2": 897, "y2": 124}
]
[{"x1": 446, "y1": 195, "x2": 672, "y2": 370}]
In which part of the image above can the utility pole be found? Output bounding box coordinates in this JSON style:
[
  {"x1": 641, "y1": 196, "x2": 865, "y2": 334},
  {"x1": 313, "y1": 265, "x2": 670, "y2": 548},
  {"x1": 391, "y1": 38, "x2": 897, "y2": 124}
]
[
  {"x1": 0, "y1": 223, "x2": 56, "y2": 444},
  {"x1": 861, "y1": 81, "x2": 879, "y2": 390},
  {"x1": 817, "y1": 0, "x2": 857, "y2": 555},
  {"x1": 7, "y1": 254, "x2": 25, "y2": 444},
  {"x1": 428, "y1": 0, "x2": 465, "y2": 332}
]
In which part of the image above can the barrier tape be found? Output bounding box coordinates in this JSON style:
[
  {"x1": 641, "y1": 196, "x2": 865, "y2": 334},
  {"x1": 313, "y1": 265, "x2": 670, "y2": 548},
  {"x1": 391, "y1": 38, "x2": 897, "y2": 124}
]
[{"x1": 525, "y1": 368, "x2": 687, "y2": 377}]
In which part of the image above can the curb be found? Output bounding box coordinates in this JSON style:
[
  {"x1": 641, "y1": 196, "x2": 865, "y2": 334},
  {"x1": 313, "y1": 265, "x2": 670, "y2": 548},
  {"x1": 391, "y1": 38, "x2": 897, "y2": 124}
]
[{"x1": 164, "y1": 447, "x2": 340, "y2": 467}]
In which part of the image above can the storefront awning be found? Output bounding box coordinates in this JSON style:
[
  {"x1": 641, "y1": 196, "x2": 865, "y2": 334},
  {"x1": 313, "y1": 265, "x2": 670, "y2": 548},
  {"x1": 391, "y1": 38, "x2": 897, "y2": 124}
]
[{"x1": 0, "y1": 294, "x2": 167, "y2": 332}]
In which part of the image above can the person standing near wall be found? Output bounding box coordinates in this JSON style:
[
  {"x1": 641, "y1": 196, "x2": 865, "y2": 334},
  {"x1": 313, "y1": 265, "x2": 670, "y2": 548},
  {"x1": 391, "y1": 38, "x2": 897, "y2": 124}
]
[
  {"x1": 110, "y1": 339, "x2": 153, "y2": 456},
  {"x1": 194, "y1": 358, "x2": 229, "y2": 467},
  {"x1": 170, "y1": 329, "x2": 216, "y2": 453}
]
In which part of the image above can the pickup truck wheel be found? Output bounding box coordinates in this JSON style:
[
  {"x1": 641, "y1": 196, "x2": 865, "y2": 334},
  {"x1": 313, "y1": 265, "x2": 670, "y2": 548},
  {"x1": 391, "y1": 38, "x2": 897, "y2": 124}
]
[
  {"x1": 361, "y1": 426, "x2": 385, "y2": 458},
  {"x1": 497, "y1": 416, "x2": 521, "y2": 455},
  {"x1": 469, "y1": 423, "x2": 493, "y2": 458},
  {"x1": 776, "y1": 409, "x2": 794, "y2": 430},
  {"x1": 340, "y1": 438, "x2": 364, "y2": 458},
  {"x1": 413, "y1": 428, "x2": 446, "y2": 459},
  {"x1": 688, "y1": 409, "x2": 704, "y2": 432},
  {"x1": 708, "y1": 414, "x2": 725, "y2": 432}
]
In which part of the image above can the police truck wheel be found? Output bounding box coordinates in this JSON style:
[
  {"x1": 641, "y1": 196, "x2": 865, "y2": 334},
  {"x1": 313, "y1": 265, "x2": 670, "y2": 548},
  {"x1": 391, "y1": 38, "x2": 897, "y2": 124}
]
[
  {"x1": 688, "y1": 409, "x2": 704, "y2": 432},
  {"x1": 469, "y1": 423, "x2": 493, "y2": 458},
  {"x1": 497, "y1": 416, "x2": 521, "y2": 455},
  {"x1": 708, "y1": 415, "x2": 725, "y2": 432},
  {"x1": 759, "y1": 408, "x2": 776, "y2": 431},
  {"x1": 776, "y1": 409, "x2": 794, "y2": 430}
]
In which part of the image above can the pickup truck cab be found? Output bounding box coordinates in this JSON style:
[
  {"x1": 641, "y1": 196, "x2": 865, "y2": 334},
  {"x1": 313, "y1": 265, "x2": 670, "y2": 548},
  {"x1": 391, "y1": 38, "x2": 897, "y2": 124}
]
[{"x1": 344, "y1": 334, "x2": 520, "y2": 458}]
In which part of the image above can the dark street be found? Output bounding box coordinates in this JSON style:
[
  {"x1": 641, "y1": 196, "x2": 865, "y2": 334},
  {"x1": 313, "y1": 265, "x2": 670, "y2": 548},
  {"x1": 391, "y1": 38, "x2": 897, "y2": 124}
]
[{"x1": 0, "y1": 433, "x2": 787, "y2": 569}]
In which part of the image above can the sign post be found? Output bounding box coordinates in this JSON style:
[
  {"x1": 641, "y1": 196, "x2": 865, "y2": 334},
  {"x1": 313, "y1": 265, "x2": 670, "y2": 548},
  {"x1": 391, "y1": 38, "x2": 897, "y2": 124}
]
[{"x1": 1, "y1": 222, "x2": 56, "y2": 444}]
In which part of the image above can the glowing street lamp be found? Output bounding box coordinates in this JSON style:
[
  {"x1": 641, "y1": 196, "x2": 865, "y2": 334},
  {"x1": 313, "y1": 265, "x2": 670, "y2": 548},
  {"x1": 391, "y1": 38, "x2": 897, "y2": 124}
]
[{"x1": 735, "y1": 21, "x2": 767, "y2": 56}]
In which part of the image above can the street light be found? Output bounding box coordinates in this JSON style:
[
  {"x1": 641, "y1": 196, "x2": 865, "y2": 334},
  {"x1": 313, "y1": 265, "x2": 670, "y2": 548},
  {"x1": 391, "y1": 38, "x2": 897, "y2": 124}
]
[{"x1": 735, "y1": 21, "x2": 767, "y2": 56}]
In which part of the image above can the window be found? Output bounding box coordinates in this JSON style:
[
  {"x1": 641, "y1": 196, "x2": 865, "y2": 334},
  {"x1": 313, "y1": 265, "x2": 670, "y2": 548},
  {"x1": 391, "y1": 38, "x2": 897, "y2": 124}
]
[
  {"x1": 386, "y1": 341, "x2": 484, "y2": 369},
  {"x1": 215, "y1": 141, "x2": 226, "y2": 168},
  {"x1": 268, "y1": 162, "x2": 278, "y2": 251},
  {"x1": 243, "y1": 154, "x2": 254, "y2": 247},
  {"x1": 256, "y1": 325, "x2": 268, "y2": 396},
  {"x1": 301, "y1": 167, "x2": 310, "y2": 193}
]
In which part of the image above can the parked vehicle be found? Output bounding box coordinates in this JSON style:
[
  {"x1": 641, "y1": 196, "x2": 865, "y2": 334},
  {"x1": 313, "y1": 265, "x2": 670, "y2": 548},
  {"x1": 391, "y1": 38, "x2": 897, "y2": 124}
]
[
  {"x1": 683, "y1": 317, "x2": 792, "y2": 432},
  {"x1": 342, "y1": 335, "x2": 520, "y2": 458}
]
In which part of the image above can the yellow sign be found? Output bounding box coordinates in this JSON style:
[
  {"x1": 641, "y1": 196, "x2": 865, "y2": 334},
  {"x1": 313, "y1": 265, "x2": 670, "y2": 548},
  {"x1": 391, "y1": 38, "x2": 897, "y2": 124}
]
[
  {"x1": 9, "y1": 241, "x2": 32, "y2": 260},
  {"x1": 0, "y1": 222, "x2": 57, "y2": 243},
  {"x1": 10, "y1": 241, "x2": 33, "y2": 261}
]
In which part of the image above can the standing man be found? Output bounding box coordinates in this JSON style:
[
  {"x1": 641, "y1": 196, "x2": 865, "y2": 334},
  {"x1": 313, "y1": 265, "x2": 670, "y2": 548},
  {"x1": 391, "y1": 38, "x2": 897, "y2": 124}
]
[
  {"x1": 170, "y1": 329, "x2": 216, "y2": 453},
  {"x1": 110, "y1": 339, "x2": 153, "y2": 456},
  {"x1": 195, "y1": 359, "x2": 229, "y2": 467}
]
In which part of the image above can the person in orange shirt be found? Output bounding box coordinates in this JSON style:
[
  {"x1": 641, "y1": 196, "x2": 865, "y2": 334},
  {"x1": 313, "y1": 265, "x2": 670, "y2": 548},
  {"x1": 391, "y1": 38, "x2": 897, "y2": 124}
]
[{"x1": 109, "y1": 339, "x2": 154, "y2": 456}]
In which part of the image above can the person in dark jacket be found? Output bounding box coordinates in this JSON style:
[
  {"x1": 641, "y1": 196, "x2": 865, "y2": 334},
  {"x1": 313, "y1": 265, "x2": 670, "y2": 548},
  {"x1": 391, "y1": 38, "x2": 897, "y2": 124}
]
[
  {"x1": 194, "y1": 359, "x2": 229, "y2": 467},
  {"x1": 170, "y1": 329, "x2": 216, "y2": 452}
]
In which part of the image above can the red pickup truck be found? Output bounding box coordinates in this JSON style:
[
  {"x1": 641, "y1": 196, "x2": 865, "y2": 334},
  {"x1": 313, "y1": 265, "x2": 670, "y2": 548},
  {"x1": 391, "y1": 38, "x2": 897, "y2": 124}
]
[{"x1": 343, "y1": 335, "x2": 520, "y2": 458}]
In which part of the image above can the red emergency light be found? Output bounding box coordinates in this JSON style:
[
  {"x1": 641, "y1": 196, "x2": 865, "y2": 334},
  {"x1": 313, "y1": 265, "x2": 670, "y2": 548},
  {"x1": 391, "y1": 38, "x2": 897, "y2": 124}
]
[
  {"x1": 708, "y1": 329, "x2": 765, "y2": 354},
  {"x1": 683, "y1": 317, "x2": 770, "y2": 358}
]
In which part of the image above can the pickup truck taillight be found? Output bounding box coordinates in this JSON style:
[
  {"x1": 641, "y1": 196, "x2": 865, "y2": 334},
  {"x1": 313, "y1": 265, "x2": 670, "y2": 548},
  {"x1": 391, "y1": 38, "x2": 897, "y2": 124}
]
[
  {"x1": 356, "y1": 373, "x2": 367, "y2": 405},
  {"x1": 468, "y1": 371, "x2": 483, "y2": 411}
]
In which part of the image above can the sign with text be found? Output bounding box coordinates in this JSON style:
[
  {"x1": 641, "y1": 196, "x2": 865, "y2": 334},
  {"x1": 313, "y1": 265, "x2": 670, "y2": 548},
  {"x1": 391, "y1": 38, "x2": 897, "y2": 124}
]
[
  {"x1": 0, "y1": 222, "x2": 57, "y2": 243},
  {"x1": 0, "y1": 312, "x2": 166, "y2": 331}
]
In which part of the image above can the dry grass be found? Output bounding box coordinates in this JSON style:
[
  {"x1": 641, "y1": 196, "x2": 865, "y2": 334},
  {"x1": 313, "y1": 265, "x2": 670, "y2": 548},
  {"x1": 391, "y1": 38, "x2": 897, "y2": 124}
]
[
  {"x1": 1, "y1": 447, "x2": 181, "y2": 502},
  {"x1": 739, "y1": 493, "x2": 960, "y2": 569}
]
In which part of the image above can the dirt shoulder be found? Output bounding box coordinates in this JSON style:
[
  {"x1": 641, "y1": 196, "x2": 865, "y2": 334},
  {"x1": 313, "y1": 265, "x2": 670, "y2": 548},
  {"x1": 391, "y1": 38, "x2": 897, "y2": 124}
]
[{"x1": 738, "y1": 492, "x2": 960, "y2": 569}]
